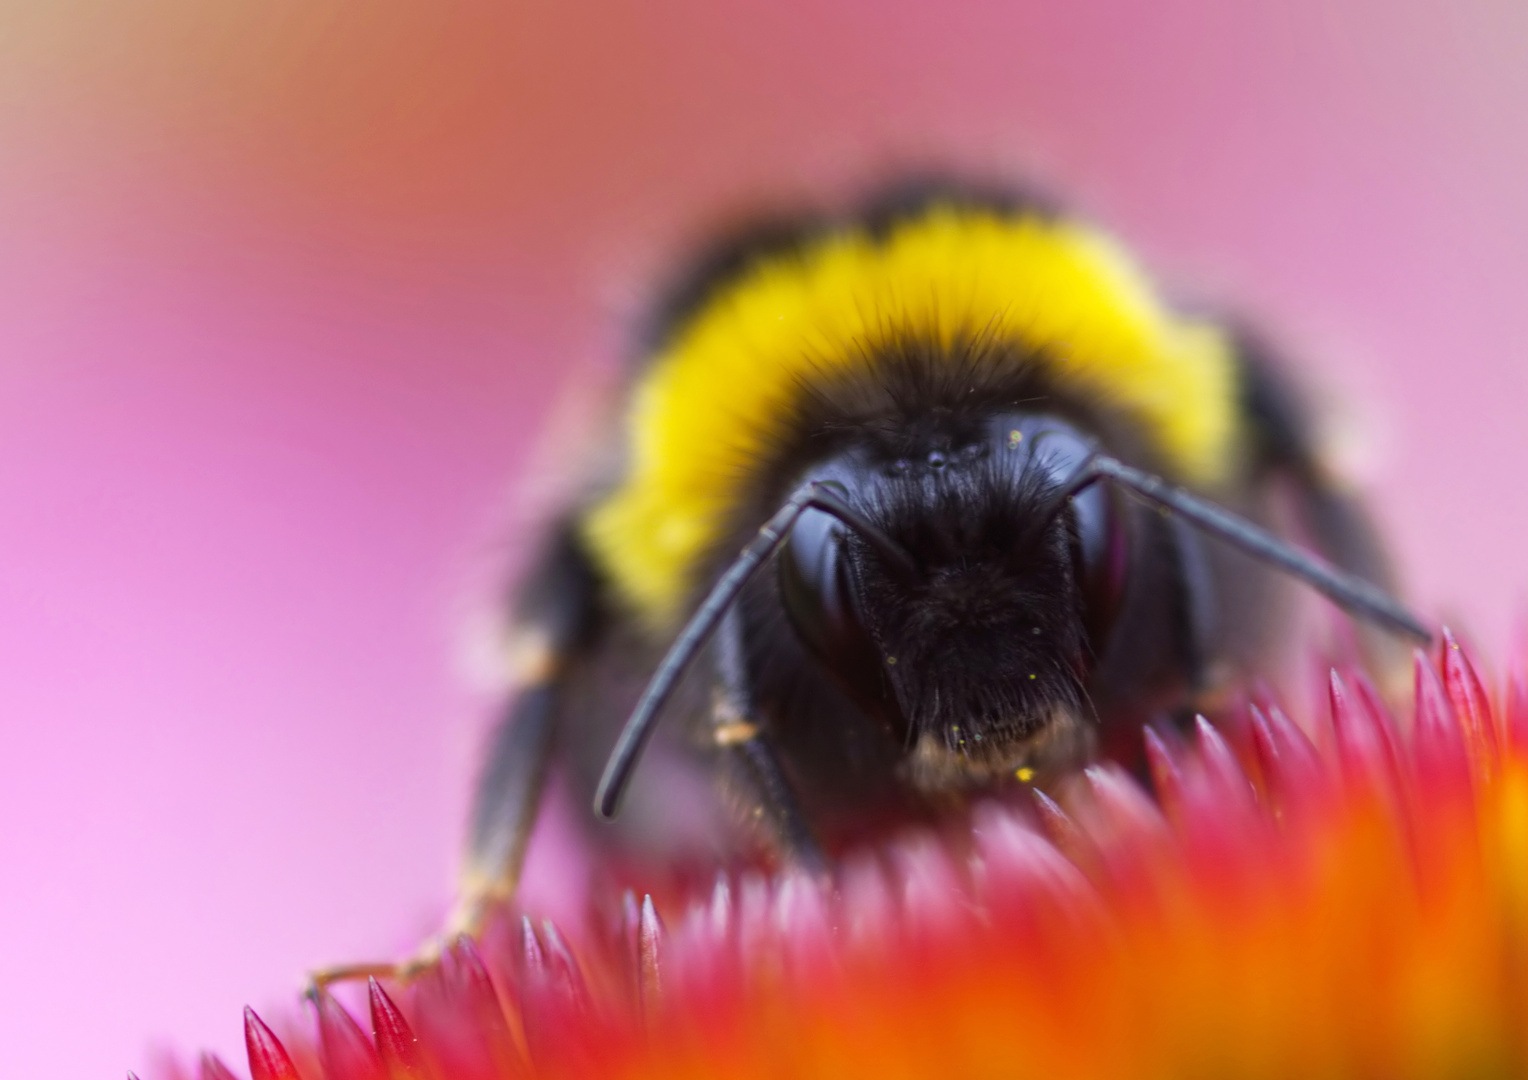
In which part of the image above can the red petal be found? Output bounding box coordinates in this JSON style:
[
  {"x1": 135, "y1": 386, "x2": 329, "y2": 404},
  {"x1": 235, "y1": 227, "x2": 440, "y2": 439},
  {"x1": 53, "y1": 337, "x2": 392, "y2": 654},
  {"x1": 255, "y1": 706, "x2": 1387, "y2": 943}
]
[
  {"x1": 244, "y1": 1008, "x2": 302, "y2": 1080},
  {"x1": 1030, "y1": 787, "x2": 1090, "y2": 868},
  {"x1": 638, "y1": 893, "x2": 664, "y2": 1014},
  {"x1": 1414, "y1": 649, "x2": 1470, "y2": 793},
  {"x1": 1250, "y1": 703, "x2": 1323, "y2": 793},
  {"x1": 539, "y1": 919, "x2": 590, "y2": 1008},
  {"x1": 410, "y1": 939, "x2": 520, "y2": 1080},
  {"x1": 619, "y1": 889, "x2": 642, "y2": 991},
  {"x1": 1329, "y1": 669, "x2": 1402, "y2": 797},
  {"x1": 1441, "y1": 627, "x2": 1498, "y2": 777},
  {"x1": 1081, "y1": 766, "x2": 1171, "y2": 894},
  {"x1": 1085, "y1": 765, "x2": 1168, "y2": 839},
  {"x1": 706, "y1": 873, "x2": 733, "y2": 941},
  {"x1": 775, "y1": 872, "x2": 833, "y2": 975},
  {"x1": 1195, "y1": 715, "x2": 1256, "y2": 811},
  {"x1": 890, "y1": 832, "x2": 969, "y2": 938},
  {"x1": 367, "y1": 979, "x2": 430, "y2": 1080},
  {"x1": 1142, "y1": 725, "x2": 1186, "y2": 820},
  {"x1": 314, "y1": 989, "x2": 383, "y2": 1080},
  {"x1": 518, "y1": 916, "x2": 546, "y2": 981},
  {"x1": 519, "y1": 918, "x2": 597, "y2": 1071},
  {"x1": 836, "y1": 856, "x2": 895, "y2": 951},
  {"x1": 451, "y1": 937, "x2": 519, "y2": 1074},
  {"x1": 972, "y1": 803, "x2": 1099, "y2": 923}
]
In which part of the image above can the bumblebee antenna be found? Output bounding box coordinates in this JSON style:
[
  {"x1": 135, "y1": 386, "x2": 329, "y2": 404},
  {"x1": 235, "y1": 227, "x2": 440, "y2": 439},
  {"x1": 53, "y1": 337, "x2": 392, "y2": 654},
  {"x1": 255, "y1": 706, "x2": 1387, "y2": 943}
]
[
  {"x1": 594, "y1": 482, "x2": 915, "y2": 821},
  {"x1": 1071, "y1": 454, "x2": 1431, "y2": 643}
]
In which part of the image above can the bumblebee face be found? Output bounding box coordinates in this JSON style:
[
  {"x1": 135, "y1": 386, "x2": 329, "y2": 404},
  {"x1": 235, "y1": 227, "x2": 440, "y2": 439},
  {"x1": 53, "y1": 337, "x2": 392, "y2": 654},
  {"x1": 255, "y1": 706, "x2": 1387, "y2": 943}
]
[{"x1": 779, "y1": 414, "x2": 1126, "y2": 770}]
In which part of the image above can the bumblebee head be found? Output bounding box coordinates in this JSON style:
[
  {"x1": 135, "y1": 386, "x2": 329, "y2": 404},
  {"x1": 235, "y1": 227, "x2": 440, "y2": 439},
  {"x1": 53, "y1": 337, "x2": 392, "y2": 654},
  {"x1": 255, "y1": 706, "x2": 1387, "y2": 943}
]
[
  {"x1": 595, "y1": 411, "x2": 1425, "y2": 820},
  {"x1": 778, "y1": 415, "x2": 1127, "y2": 778}
]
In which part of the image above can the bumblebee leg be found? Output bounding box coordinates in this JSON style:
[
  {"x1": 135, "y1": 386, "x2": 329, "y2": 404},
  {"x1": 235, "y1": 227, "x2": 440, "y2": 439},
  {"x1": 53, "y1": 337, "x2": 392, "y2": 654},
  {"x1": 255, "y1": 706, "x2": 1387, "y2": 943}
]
[
  {"x1": 447, "y1": 525, "x2": 602, "y2": 935},
  {"x1": 307, "y1": 673, "x2": 564, "y2": 990},
  {"x1": 721, "y1": 729, "x2": 828, "y2": 871},
  {"x1": 451, "y1": 678, "x2": 561, "y2": 931},
  {"x1": 712, "y1": 606, "x2": 827, "y2": 871},
  {"x1": 309, "y1": 525, "x2": 598, "y2": 988}
]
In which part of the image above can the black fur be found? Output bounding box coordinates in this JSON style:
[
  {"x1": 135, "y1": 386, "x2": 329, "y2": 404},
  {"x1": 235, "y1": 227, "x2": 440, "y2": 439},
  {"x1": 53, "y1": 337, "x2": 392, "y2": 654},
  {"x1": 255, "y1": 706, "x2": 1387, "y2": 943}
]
[
  {"x1": 639, "y1": 213, "x2": 824, "y2": 355},
  {"x1": 466, "y1": 176, "x2": 1408, "y2": 876},
  {"x1": 850, "y1": 453, "x2": 1089, "y2": 748},
  {"x1": 640, "y1": 175, "x2": 1057, "y2": 361}
]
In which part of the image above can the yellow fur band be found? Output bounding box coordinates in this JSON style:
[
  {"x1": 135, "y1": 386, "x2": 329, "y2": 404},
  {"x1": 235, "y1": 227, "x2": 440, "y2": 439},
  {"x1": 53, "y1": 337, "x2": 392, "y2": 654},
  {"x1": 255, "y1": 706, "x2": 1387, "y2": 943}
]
[{"x1": 584, "y1": 205, "x2": 1239, "y2": 628}]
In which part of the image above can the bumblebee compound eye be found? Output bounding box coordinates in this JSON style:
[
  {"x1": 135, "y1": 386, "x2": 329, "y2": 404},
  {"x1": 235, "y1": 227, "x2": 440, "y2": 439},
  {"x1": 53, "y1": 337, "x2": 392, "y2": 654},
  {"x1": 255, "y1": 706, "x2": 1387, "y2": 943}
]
[
  {"x1": 1010, "y1": 419, "x2": 1128, "y2": 656},
  {"x1": 780, "y1": 506, "x2": 856, "y2": 659},
  {"x1": 778, "y1": 505, "x2": 888, "y2": 700},
  {"x1": 1067, "y1": 481, "x2": 1128, "y2": 651}
]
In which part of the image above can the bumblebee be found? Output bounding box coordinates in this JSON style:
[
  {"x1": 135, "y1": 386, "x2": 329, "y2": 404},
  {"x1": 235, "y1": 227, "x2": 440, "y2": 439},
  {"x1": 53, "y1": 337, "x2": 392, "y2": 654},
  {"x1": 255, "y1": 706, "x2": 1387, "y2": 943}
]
[{"x1": 444, "y1": 180, "x2": 1428, "y2": 938}]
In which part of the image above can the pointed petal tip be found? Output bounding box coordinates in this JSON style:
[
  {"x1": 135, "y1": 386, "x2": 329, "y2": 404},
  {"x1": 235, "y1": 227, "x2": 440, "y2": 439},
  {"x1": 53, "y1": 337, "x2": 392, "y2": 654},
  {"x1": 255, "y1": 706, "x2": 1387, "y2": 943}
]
[
  {"x1": 1440, "y1": 624, "x2": 1498, "y2": 770},
  {"x1": 1030, "y1": 785, "x2": 1086, "y2": 858},
  {"x1": 243, "y1": 1007, "x2": 301, "y2": 1080},
  {"x1": 1192, "y1": 714, "x2": 1226, "y2": 761},
  {"x1": 314, "y1": 985, "x2": 382, "y2": 1080},
  {"x1": 1248, "y1": 701, "x2": 1325, "y2": 802},
  {"x1": 1084, "y1": 763, "x2": 1161, "y2": 822},
  {"x1": 1141, "y1": 725, "x2": 1182, "y2": 794},
  {"x1": 639, "y1": 893, "x2": 664, "y2": 1006},
  {"x1": 1031, "y1": 785, "x2": 1064, "y2": 818},
  {"x1": 520, "y1": 914, "x2": 546, "y2": 976},
  {"x1": 640, "y1": 893, "x2": 664, "y2": 938},
  {"x1": 972, "y1": 800, "x2": 1077, "y2": 895},
  {"x1": 538, "y1": 916, "x2": 592, "y2": 1005},
  {"x1": 1328, "y1": 666, "x2": 1403, "y2": 792},
  {"x1": 1327, "y1": 667, "x2": 1353, "y2": 718},
  {"x1": 450, "y1": 932, "x2": 498, "y2": 989},
  {"x1": 368, "y1": 976, "x2": 427, "y2": 1078},
  {"x1": 704, "y1": 871, "x2": 735, "y2": 944},
  {"x1": 1413, "y1": 649, "x2": 1455, "y2": 729}
]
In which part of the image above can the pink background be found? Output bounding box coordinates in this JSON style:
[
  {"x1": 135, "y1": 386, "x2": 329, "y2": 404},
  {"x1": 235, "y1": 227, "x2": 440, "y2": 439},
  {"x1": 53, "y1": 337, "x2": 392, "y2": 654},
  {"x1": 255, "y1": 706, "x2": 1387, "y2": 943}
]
[{"x1": 3, "y1": 2, "x2": 1527, "y2": 1075}]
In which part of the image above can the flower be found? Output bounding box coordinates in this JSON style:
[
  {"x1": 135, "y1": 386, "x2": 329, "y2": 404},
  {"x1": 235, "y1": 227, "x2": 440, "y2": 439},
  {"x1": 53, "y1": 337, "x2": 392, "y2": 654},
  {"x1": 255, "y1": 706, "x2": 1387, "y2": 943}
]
[{"x1": 164, "y1": 630, "x2": 1528, "y2": 1079}]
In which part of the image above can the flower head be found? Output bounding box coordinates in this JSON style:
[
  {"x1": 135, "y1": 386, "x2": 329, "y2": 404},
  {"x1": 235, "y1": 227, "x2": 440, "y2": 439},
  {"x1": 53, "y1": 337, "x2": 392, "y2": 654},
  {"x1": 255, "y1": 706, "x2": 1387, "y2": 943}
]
[{"x1": 173, "y1": 632, "x2": 1528, "y2": 1079}]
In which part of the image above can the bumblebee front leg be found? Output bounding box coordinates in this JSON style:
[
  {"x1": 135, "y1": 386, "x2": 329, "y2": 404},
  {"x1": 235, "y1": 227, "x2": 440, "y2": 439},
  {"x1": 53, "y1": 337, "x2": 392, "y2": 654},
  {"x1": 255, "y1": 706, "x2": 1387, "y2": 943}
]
[
  {"x1": 712, "y1": 607, "x2": 826, "y2": 871},
  {"x1": 309, "y1": 527, "x2": 596, "y2": 989},
  {"x1": 451, "y1": 526, "x2": 599, "y2": 924},
  {"x1": 309, "y1": 672, "x2": 562, "y2": 989},
  {"x1": 449, "y1": 669, "x2": 561, "y2": 942}
]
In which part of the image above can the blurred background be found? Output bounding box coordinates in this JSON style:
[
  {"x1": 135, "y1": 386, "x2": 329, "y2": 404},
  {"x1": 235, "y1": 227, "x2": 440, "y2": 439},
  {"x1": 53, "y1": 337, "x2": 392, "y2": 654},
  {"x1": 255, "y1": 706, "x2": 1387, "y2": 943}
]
[{"x1": 3, "y1": 0, "x2": 1527, "y2": 1074}]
